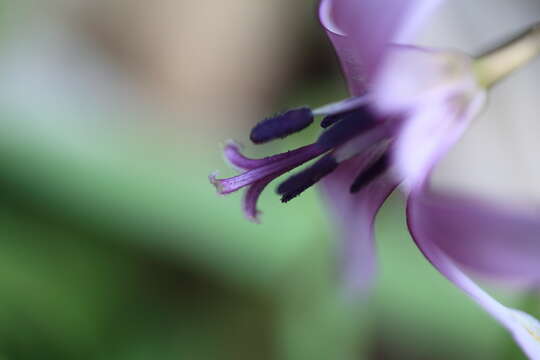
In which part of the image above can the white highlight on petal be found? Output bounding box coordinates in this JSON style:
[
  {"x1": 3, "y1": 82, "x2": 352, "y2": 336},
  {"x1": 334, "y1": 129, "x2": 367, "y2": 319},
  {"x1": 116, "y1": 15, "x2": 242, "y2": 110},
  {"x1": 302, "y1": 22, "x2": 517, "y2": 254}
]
[
  {"x1": 373, "y1": 46, "x2": 479, "y2": 113},
  {"x1": 509, "y1": 309, "x2": 540, "y2": 359},
  {"x1": 512, "y1": 310, "x2": 540, "y2": 339},
  {"x1": 319, "y1": 0, "x2": 347, "y2": 36}
]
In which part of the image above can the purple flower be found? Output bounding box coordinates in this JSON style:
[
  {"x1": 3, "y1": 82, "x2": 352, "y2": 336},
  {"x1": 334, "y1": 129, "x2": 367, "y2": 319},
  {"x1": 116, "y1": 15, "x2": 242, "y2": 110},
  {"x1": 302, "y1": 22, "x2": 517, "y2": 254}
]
[{"x1": 210, "y1": 0, "x2": 540, "y2": 356}]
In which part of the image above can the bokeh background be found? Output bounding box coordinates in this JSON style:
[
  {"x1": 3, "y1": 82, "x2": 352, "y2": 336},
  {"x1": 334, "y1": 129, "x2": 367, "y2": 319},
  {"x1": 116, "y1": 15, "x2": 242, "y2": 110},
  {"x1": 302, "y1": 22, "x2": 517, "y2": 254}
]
[{"x1": 0, "y1": 0, "x2": 539, "y2": 359}]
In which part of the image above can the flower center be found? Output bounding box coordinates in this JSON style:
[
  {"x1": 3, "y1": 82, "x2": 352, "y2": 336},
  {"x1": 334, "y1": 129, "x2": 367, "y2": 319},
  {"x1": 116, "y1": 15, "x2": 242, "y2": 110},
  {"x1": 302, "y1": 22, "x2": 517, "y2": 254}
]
[
  {"x1": 372, "y1": 46, "x2": 482, "y2": 115},
  {"x1": 210, "y1": 48, "x2": 485, "y2": 221},
  {"x1": 210, "y1": 100, "x2": 393, "y2": 221},
  {"x1": 211, "y1": 22, "x2": 540, "y2": 221}
]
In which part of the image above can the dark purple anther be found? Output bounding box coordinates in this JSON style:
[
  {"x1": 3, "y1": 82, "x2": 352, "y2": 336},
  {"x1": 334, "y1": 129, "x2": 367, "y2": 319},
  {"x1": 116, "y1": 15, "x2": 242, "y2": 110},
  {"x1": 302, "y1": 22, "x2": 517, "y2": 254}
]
[
  {"x1": 320, "y1": 106, "x2": 374, "y2": 128},
  {"x1": 321, "y1": 113, "x2": 349, "y2": 128},
  {"x1": 250, "y1": 107, "x2": 314, "y2": 144},
  {"x1": 277, "y1": 154, "x2": 339, "y2": 203},
  {"x1": 350, "y1": 153, "x2": 390, "y2": 193},
  {"x1": 316, "y1": 109, "x2": 377, "y2": 150}
]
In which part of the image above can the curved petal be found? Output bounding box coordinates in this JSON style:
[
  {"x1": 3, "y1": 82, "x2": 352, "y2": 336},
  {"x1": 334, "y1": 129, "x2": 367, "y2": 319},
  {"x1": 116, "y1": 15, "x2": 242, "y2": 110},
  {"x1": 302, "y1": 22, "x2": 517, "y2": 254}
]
[
  {"x1": 407, "y1": 190, "x2": 540, "y2": 359},
  {"x1": 393, "y1": 92, "x2": 485, "y2": 189},
  {"x1": 319, "y1": 155, "x2": 397, "y2": 294},
  {"x1": 410, "y1": 189, "x2": 540, "y2": 285},
  {"x1": 370, "y1": 46, "x2": 487, "y2": 190},
  {"x1": 318, "y1": 0, "x2": 444, "y2": 95}
]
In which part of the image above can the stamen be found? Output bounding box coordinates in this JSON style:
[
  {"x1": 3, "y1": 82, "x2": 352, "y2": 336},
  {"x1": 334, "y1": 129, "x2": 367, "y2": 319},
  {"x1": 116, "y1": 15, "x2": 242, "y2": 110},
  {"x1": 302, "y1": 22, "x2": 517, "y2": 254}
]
[
  {"x1": 277, "y1": 154, "x2": 339, "y2": 203},
  {"x1": 224, "y1": 141, "x2": 315, "y2": 170},
  {"x1": 350, "y1": 153, "x2": 390, "y2": 193},
  {"x1": 213, "y1": 98, "x2": 388, "y2": 220},
  {"x1": 210, "y1": 143, "x2": 325, "y2": 195},
  {"x1": 320, "y1": 106, "x2": 375, "y2": 128},
  {"x1": 333, "y1": 128, "x2": 390, "y2": 163},
  {"x1": 249, "y1": 107, "x2": 313, "y2": 144},
  {"x1": 316, "y1": 109, "x2": 378, "y2": 149},
  {"x1": 321, "y1": 112, "x2": 349, "y2": 129},
  {"x1": 243, "y1": 177, "x2": 272, "y2": 223}
]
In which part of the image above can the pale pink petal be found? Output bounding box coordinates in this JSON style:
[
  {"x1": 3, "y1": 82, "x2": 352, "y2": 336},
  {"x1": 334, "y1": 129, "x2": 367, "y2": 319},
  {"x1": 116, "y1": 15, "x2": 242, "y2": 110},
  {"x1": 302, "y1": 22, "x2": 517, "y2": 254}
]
[
  {"x1": 318, "y1": 0, "x2": 444, "y2": 95},
  {"x1": 393, "y1": 92, "x2": 485, "y2": 189},
  {"x1": 408, "y1": 191, "x2": 540, "y2": 359},
  {"x1": 409, "y1": 189, "x2": 540, "y2": 285},
  {"x1": 367, "y1": 45, "x2": 487, "y2": 190},
  {"x1": 373, "y1": 46, "x2": 478, "y2": 113}
]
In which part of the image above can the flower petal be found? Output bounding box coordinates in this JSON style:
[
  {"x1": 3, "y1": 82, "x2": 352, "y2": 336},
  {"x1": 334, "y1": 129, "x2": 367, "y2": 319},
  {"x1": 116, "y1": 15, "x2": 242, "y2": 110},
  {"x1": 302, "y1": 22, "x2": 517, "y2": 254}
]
[
  {"x1": 392, "y1": 92, "x2": 486, "y2": 189},
  {"x1": 319, "y1": 155, "x2": 397, "y2": 294},
  {"x1": 407, "y1": 190, "x2": 540, "y2": 359},
  {"x1": 408, "y1": 189, "x2": 540, "y2": 285},
  {"x1": 373, "y1": 47, "x2": 477, "y2": 113},
  {"x1": 318, "y1": 0, "x2": 444, "y2": 95}
]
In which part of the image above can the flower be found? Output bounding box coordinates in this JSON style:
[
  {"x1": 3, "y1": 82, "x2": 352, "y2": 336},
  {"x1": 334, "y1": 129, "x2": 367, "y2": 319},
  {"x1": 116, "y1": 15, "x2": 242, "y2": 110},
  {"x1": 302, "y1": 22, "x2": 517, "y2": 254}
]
[{"x1": 210, "y1": 0, "x2": 540, "y2": 357}]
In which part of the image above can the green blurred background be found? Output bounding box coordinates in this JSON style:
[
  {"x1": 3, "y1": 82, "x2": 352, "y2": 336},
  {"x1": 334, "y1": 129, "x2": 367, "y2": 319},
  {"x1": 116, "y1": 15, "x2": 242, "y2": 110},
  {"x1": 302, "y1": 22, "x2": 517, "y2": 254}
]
[{"x1": 0, "y1": 0, "x2": 538, "y2": 359}]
